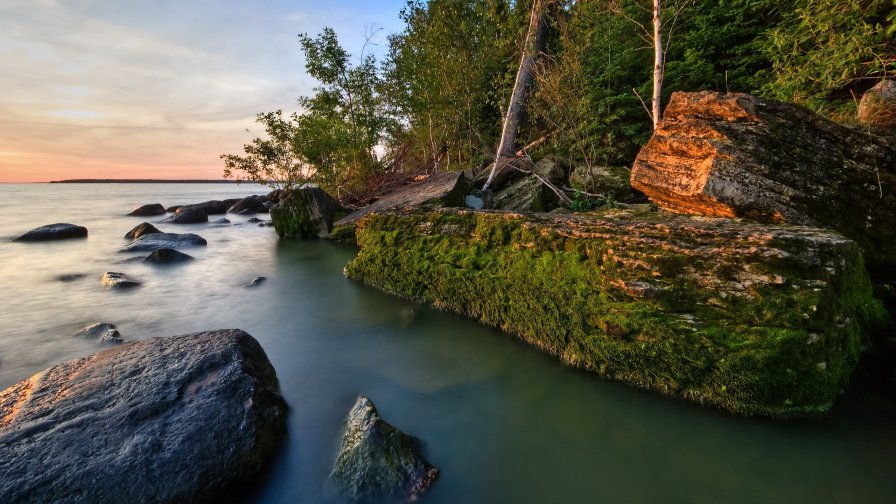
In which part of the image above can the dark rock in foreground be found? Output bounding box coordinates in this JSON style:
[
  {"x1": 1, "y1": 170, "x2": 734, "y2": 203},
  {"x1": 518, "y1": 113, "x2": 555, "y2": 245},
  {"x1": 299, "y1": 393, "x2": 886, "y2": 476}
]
[
  {"x1": 128, "y1": 203, "x2": 166, "y2": 217},
  {"x1": 270, "y1": 185, "x2": 348, "y2": 239},
  {"x1": 101, "y1": 271, "x2": 140, "y2": 288},
  {"x1": 345, "y1": 207, "x2": 889, "y2": 417},
  {"x1": 330, "y1": 396, "x2": 438, "y2": 503},
  {"x1": 119, "y1": 232, "x2": 207, "y2": 253},
  {"x1": 144, "y1": 248, "x2": 195, "y2": 265},
  {"x1": 12, "y1": 223, "x2": 87, "y2": 242},
  {"x1": 0, "y1": 329, "x2": 288, "y2": 504},
  {"x1": 125, "y1": 222, "x2": 162, "y2": 240},
  {"x1": 630, "y1": 91, "x2": 896, "y2": 280},
  {"x1": 73, "y1": 322, "x2": 122, "y2": 344}
]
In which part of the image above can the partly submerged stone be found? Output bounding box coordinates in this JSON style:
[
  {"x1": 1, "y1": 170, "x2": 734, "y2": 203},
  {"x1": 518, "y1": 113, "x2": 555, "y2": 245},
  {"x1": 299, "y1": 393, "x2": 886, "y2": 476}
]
[
  {"x1": 12, "y1": 223, "x2": 87, "y2": 242},
  {"x1": 101, "y1": 271, "x2": 140, "y2": 288},
  {"x1": 164, "y1": 206, "x2": 208, "y2": 224},
  {"x1": 73, "y1": 322, "x2": 122, "y2": 344},
  {"x1": 144, "y1": 248, "x2": 195, "y2": 264},
  {"x1": 125, "y1": 222, "x2": 162, "y2": 240},
  {"x1": 344, "y1": 207, "x2": 889, "y2": 417},
  {"x1": 630, "y1": 91, "x2": 896, "y2": 281},
  {"x1": 127, "y1": 203, "x2": 166, "y2": 217},
  {"x1": 119, "y1": 232, "x2": 207, "y2": 253},
  {"x1": 330, "y1": 396, "x2": 438, "y2": 503},
  {"x1": 270, "y1": 185, "x2": 348, "y2": 239},
  {"x1": 0, "y1": 329, "x2": 287, "y2": 504},
  {"x1": 228, "y1": 195, "x2": 269, "y2": 214},
  {"x1": 333, "y1": 172, "x2": 470, "y2": 242}
]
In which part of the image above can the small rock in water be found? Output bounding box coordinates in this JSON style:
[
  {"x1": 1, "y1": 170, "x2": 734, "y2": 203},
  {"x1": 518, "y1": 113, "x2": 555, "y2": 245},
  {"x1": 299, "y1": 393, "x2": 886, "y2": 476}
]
[
  {"x1": 247, "y1": 217, "x2": 262, "y2": 223},
  {"x1": 144, "y1": 248, "x2": 195, "y2": 265},
  {"x1": 55, "y1": 273, "x2": 86, "y2": 282},
  {"x1": 212, "y1": 217, "x2": 231, "y2": 225},
  {"x1": 124, "y1": 222, "x2": 161, "y2": 240},
  {"x1": 12, "y1": 223, "x2": 88, "y2": 242},
  {"x1": 73, "y1": 322, "x2": 123, "y2": 344},
  {"x1": 246, "y1": 277, "x2": 266, "y2": 288},
  {"x1": 101, "y1": 272, "x2": 140, "y2": 289},
  {"x1": 119, "y1": 232, "x2": 207, "y2": 253},
  {"x1": 127, "y1": 203, "x2": 166, "y2": 217},
  {"x1": 329, "y1": 396, "x2": 439, "y2": 503}
]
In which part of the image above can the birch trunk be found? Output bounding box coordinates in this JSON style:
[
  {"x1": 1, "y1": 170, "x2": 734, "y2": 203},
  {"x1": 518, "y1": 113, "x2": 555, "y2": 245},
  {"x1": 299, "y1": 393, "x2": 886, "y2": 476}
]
[
  {"x1": 482, "y1": 0, "x2": 549, "y2": 192},
  {"x1": 652, "y1": 0, "x2": 663, "y2": 130}
]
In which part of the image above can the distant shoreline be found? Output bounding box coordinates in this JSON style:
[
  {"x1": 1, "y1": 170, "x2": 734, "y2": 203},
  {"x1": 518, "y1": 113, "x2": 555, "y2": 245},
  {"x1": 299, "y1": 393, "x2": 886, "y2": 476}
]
[{"x1": 49, "y1": 179, "x2": 241, "y2": 184}]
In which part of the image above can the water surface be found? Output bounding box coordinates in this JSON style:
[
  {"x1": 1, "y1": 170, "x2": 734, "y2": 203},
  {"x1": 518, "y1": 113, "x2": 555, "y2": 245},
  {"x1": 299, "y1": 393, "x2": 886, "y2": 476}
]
[{"x1": 1, "y1": 183, "x2": 894, "y2": 503}]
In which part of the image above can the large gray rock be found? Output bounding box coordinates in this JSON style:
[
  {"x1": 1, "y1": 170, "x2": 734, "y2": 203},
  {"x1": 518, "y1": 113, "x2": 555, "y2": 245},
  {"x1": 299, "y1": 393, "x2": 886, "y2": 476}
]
[
  {"x1": 0, "y1": 329, "x2": 288, "y2": 504},
  {"x1": 128, "y1": 203, "x2": 166, "y2": 217},
  {"x1": 270, "y1": 185, "x2": 348, "y2": 239},
  {"x1": 73, "y1": 322, "x2": 122, "y2": 344},
  {"x1": 487, "y1": 158, "x2": 568, "y2": 213},
  {"x1": 119, "y1": 232, "x2": 207, "y2": 253},
  {"x1": 12, "y1": 223, "x2": 87, "y2": 242},
  {"x1": 330, "y1": 396, "x2": 439, "y2": 503},
  {"x1": 125, "y1": 222, "x2": 162, "y2": 240}
]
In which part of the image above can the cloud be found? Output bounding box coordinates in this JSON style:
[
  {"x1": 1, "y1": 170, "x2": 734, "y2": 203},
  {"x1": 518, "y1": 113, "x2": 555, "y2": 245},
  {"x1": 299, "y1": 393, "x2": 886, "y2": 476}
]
[{"x1": 0, "y1": 0, "x2": 406, "y2": 182}]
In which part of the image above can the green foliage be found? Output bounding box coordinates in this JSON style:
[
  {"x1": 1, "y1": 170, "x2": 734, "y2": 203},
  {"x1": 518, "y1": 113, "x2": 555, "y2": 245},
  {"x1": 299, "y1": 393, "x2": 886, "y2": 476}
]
[
  {"x1": 345, "y1": 209, "x2": 887, "y2": 416},
  {"x1": 759, "y1": 0, "x2": 896, "y2": 116},
  {"x1": 224, "y1": 28, "x2": 389, "y2": 200}
]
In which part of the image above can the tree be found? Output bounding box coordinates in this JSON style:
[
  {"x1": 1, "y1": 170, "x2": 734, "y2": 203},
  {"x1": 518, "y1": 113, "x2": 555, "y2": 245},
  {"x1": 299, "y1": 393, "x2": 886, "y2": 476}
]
[{"x1": 221, "y1": 110, "x2": 309, "y2": 190}]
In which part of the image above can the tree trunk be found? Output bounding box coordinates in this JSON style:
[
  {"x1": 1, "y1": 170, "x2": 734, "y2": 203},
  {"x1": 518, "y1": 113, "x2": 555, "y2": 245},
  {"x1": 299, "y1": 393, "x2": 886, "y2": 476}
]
[
  {"x1": 652, "y1": 0, "x2": 663, "y2": 130},
  {"x1": 482, "y1": 0, "x2": 550, "y2": 192}
]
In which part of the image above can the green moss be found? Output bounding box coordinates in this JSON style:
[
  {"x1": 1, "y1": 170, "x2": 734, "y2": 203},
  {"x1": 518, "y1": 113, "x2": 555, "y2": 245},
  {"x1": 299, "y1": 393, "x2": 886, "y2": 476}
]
[
  {"x1": 345, "y1": 209, "x2": 888, "y2": 417},
  {"x1": 329, "y1": 222, "x2": 357, "y2": 244}
]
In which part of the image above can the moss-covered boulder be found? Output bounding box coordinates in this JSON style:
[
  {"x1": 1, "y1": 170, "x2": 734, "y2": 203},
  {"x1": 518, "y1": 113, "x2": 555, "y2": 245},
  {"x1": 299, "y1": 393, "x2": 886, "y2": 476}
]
[
  {"x1": 329, "y1": 396, "x2": 438, "y2": 502},
  {"x1": 345, "y1": 207, "x2": 888, "y2": 417},
  {"x1": 270, "y1": 185, "x2": 347, "y2": 239}
]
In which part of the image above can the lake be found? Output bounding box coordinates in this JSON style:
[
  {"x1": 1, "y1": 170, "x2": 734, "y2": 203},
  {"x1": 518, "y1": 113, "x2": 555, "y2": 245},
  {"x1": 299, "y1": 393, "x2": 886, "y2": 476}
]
[{"x1": 1, "y1": 183, "x2": 894, "y2": 503}]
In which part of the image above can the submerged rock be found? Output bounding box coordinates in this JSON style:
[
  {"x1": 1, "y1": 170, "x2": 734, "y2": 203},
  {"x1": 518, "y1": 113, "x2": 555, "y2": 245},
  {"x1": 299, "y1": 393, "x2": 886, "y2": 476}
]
[
  {"x1": 119, "y1": 232, "x2": 207, "y2": 253},
  {"x1": 270, "y1": 185, "x2": 348, "y2": 239},
  {"x1": 0, "y1": 329, "x2": 288, "y2": 504},
  {"x1": 330, "y1": 396, "x2": 438, "y2": 503},
  {"x1": 212, "y1": 217, "x2": 231, "y2": 225},
  {"x1": 164, "y1": 206, "x2": 208, "y2": 224},
  {"x1": 228, "y1": 195, "x2": 268, "y2": 214},
  {"x1": 125, "y1": 222, "x2": 162, "y2": 240},
  {"x1": 101, "y1": 271, "x2": 140, "y2": 288},
  {"x1": 12, "y1": 223, "x2": 87, "y2": 242},
  {"x1": 144, "y1": 248, "x2": 195, "y2": 265},
  {"x1": 246, "y1": 276, "x2": 266, "y2": 288},
  {"x1": 73, "y1": 322, "x2": 122, "y2": 344},
  {"x1": 630, "y1": 91, "x2": 896, "y2": 280},
  {"x1": 128, "y1": 203, "x2": 166, "y2": 217},
  {"x1": 55, "y1": 273, "x2": 86, "y2": 282},
  {"x1": 344, "y1": 207, "x2": 889, "y2": 417}
]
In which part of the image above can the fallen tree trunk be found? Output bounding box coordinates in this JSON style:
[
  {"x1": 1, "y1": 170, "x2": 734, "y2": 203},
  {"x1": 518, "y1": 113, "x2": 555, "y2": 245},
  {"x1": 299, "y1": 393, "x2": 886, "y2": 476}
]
[{"x1": 345, "y1": 207, "x2": 888, "y2": 417}]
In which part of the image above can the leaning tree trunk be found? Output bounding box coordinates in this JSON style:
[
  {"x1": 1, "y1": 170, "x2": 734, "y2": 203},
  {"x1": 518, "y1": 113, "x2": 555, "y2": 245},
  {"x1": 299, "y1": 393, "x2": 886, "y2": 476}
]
[
  {"x1": 652, "y1": 0, "x2": 663, "y2": 130},
  {"x1": 482, "y1": 0, "x2": 550, "y2": 192}
]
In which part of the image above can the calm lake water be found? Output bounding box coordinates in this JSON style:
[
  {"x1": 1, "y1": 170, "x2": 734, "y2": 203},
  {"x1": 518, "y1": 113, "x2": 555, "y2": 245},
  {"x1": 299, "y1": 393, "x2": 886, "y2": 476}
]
[{"x1": 1, "y1": 183, "x2": 894, "y2": 504}]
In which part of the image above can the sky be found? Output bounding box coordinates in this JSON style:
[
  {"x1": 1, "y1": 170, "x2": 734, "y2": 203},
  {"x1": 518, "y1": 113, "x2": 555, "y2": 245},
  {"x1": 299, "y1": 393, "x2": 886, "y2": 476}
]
[{"x1": 0, "y1": 0, "x2": 407, "y2": 182}]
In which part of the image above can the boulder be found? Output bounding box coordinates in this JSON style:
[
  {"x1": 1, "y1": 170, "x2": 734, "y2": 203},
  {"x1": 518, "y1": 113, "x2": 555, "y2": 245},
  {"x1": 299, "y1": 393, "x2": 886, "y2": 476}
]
[
  {"x1": 858, "y1": 79, "x2": 896, "y2": 131},
  {"x1": 332, "y1": 172, "x2": 469, "y2": 241},
  {"x1": 12, "y1": 223, "x2": 87, "y2": 242},
  {"x1": 485, "y1": 158, "x2": 569, "y2": 213},
  {"x1": 101, "y1": 271, "x2": 140, "y2": 289},
  {"x1": 128, "y1": 203, "x2": 166, "y2": 217},
  {"x1": 73, "y1": 322, "x2": 122, "y2": 344},
  {"x1": 164, "y1": 206, "x2": 208, "y2": 224},
  {"x1": 270, "y1": 185, "x2": 348, "y2": 239},
  {"x1": 125, "y1": 222, "x2": 162, "y2": 240},
  {"x1": 0, "y1": 329, "x2": 287, "y2": 504},
  {"x1": 166, "y1": 205, "x2": 182, "y2": 213},
  {"x1": 344, "y1": 207, "x2": 889, "y2": 417},
  {"x1": 119, "y1": 232, "x2": 207, "y2": 253},
  {"x1": 570, "y1": 165, "x2": 634, "y2": 202},
  {"x1": 187, "y1": 200, "x2": 228, "y2": 215},
  {"x1": 630, "y1": 91, "x2": 896, "y2": 280},
  {"x1": 228, "y1": 195, "x2": 268, "y2": 214},
  {"x1": 330, "y1": 396, "x2": 438, "y2": 503},
  {"x1": 144, "y1": 248, "x2": 195, "y2": 265}
]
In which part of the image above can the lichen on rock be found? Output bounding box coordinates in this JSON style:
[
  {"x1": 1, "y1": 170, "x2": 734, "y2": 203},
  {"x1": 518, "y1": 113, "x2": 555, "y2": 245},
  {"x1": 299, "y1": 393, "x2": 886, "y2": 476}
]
[{"x1": 344, "y1": 207, "x2": 888, "y2": 417}]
